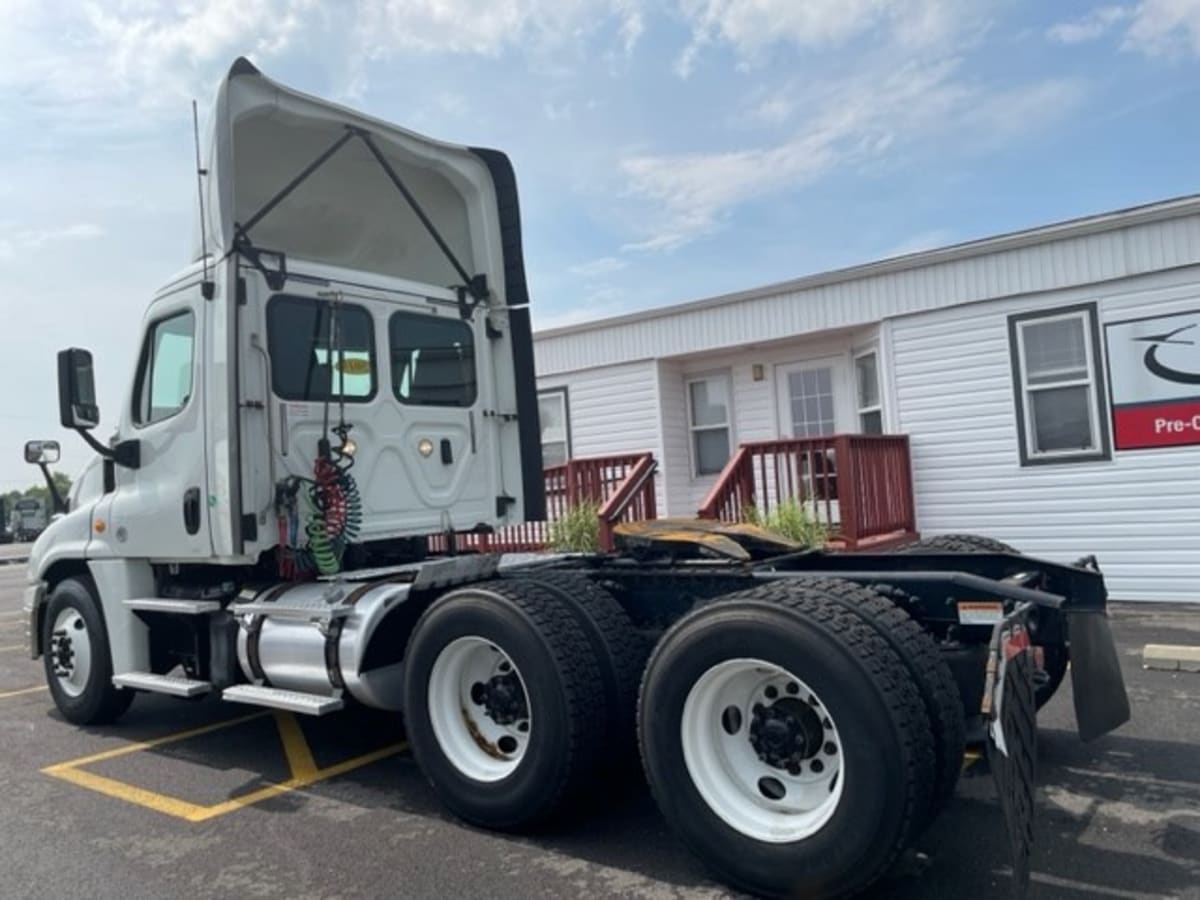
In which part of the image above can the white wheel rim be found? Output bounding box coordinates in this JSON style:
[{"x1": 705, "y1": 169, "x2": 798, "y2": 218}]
[
  {"x1": 427, "y1": 636, "x2": 531, "y2": 782},
  {"x1": 681, "y1": 658, "x2": 844, "y2": 843},
  {"x1": 50, "y1": 608, "x2": 93, "y2": 699}
]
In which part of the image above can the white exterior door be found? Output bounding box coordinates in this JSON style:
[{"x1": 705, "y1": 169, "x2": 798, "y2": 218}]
[
  {"x1": 108, "y1": 289, "x2": 212, "y2": 559},
  {"x1": 776, "y1": 356, "x2": 853, "y2": 437}
]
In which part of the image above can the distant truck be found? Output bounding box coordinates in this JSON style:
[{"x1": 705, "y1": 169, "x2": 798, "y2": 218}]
[
  {"x1": 0, "y1": 497, "x2": 11, "y2": 543},
  {"x1": 11, "y1": 497, "x2": 47, "y2": 542}
]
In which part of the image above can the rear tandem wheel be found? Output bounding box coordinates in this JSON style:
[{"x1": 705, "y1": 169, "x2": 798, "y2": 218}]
[{"x1": 638, "y1": 580, "x2": 936, "y2": 899}]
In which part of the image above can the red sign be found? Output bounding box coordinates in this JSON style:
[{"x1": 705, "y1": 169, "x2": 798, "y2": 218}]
[
  {"x1": 1112, "y1": 398, "x2": 1200, "y2": 450},
  {"x1": 1105, "y1": 310, "x2": 1200, "y2": 451}
]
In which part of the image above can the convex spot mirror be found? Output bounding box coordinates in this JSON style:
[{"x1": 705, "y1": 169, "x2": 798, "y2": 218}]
[
  {"x1": 57, "y1": 348, "x2": 100, "y2": 430},
  {"x1": 24, "y1": 440, "x2": 60, "y2": 465}
]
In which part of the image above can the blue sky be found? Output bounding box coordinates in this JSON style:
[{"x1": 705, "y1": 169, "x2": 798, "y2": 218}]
[{"x1": 2, "y1": 0, "x2": 1200, "y2": 489}]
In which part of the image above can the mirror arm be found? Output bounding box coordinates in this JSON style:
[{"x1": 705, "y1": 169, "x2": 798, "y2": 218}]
[
  {"x1": 37, "y1": 462, "x2": 67, "y2": 515},
  {"x1": 75, "y1": 429, "x2": 141, "y2": 470}
]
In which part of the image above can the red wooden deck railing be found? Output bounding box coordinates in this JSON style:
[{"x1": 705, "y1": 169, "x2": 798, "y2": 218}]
[
  {"x1": 697, "y1": 435, "x2": 916, "y2": 550},
  {"x1": 428, "y1": 451, "x2": 658, "y2": 554}
]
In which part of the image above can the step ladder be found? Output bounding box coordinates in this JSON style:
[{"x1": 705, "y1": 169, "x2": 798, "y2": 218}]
[
  {"x1": 124, "y1": 597, "x2": 223, "y2": 614},
  {"x1": 221, "y1": 684, "x2": 344, "y2": 716},
  {"x1": 112, "y1": 672, "x2": 211, "y2": 697}
]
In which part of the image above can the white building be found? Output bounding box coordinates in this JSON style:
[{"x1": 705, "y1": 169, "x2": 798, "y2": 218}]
[{"x1": 533, "y1": 195, "x2": 1200, "y2": 603}]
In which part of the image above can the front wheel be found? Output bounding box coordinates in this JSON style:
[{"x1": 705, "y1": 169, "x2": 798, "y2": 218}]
[
  {"x1": 42, "y1": 576, "x2": 134, "y2": 725},
  {"x1": 638, "y1": 583, "x2": 935, "y2": 899}
]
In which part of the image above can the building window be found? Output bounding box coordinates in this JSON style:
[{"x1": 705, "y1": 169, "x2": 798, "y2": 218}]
[
  {"x1": 538, "y1": 388, "x2": 570, "y2": 467},
  {"x1": 854, "y1": 350, "x2": 883, "y2": 434},
  {"x1": 389, "y1": 311, "x2": 477, "y2": 407},
  {"x1": 1008, "y1": 303, "x2": 1110, "y2": 465},
  {"x1": 267, "y1": 296, "x2": 376, "y2": 402},
  {"x1": 786, "y1": 366, "x2": 836, "y2": 437},
  {"x1": 688, "y1": 375, "x2": 732, "y2": 476},
  {"x1": 133, "y1": 310, "x2": 196, "y2": 426}
]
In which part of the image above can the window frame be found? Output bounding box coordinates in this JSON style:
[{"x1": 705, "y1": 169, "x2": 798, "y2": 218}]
[
  {"x1": 388, "y1": 309, "x2": 478, "y2": 408},
  {"x1": 131, "y1": 308, "x2": 197, "y2": 428},
  {"x1": 686, "y1": 372, "x2": 734, "y2": 478},
  {"x1": 537, "y1": 386, "x2": 571, "y2": 468},
  {"x1": 853, "y1": 348, "x2": 884, "y2": 434},
  {"x1": 267, "y1": 294, "x2": 378, "y2": 404},
  {"x1": 1008, "y1": 302, "x2": 1111, "y2": 467}
]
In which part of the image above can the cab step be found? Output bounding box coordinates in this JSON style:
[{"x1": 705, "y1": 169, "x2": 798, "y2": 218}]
[
  {"x1": 221, "y1": 684, "x2": 344, "y2": 716},
  {"x1": 125, "y1": 597, "x2": 223, "y2": 615},
  {"x1": 113, "y1": 672, "x2": 212, "y2": 697}
]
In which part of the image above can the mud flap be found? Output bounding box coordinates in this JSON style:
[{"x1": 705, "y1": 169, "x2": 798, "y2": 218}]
[
  {"x1": 983, "y1": 608, "x2": 1038, "y2": 899},
  {"x1": 1067, "y1": 611, "x2": 1132, "y2": 742}
]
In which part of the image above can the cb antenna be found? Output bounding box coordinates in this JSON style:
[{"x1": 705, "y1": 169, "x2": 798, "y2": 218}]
[{"x1": 193, "y1": 99, "x2": 215, "y2": 300}]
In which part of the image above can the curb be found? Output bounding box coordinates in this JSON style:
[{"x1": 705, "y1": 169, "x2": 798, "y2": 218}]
[{"x1": 1143, "y1": 644, "x2": 1200, "y2": 673}]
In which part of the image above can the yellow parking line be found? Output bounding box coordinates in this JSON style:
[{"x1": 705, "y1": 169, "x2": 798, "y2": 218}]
[
  {"x1": 42, "y1": 710, "x2": 406, "y2": 822},
  {"x1": 44, "y1": 712, "x2": 268, "y2": 768},
  {"x1": 274, "y1": 711, "x2": 319, "y2": 780},
  {"x1": 0, "y1": 685, "x2": 47, "y2": 699},
  {"x1": 0, "y1": 645, "x2": 25, "y2": 652}
]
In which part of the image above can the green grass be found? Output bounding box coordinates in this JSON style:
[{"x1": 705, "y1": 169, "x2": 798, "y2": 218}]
[
  {"x1": 741, "y1": 498, "x2": 827, "y2": 547},
  {"x1": 548, "y1": 500, "x2": 601, "y2": 552}
]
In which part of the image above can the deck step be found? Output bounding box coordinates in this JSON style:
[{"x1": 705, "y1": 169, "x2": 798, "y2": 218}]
[
  {"x1": 231, "y1": 593, "x2": 353, "y2": 624},
  {"x1": 113, "y1": 671, "x2": 211, "y2": 697},
  {"x1": 125, "y1": 597, "x2": 223, "y2": 615},
  {"x1": 221, "y1": 684, "x2": 344, "y2": 716}
]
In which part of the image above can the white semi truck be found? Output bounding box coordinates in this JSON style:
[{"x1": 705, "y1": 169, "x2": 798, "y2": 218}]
[{"x1": 23, "y1": 59, "x2": 1129, "y2": 899}]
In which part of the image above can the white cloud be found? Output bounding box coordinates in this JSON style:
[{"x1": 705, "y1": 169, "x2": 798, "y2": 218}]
[
  {"x1": 0, "y1": 223, "x2": 105, "y2": 260},
  {"x1": 1124, "y1": 0, "x2": 1200, "y2": 57},
  {"x1": 0, "y1": 0, "x2": 315, "y2": 119},
  {"x1": 620, "y1": 61, "x2": 1085, "y2": 251},
  {"x1": 1047, "y1": 6, "x2": 1130, "y2": 44},
  {"x1": 882, "y1": 228, "x2": 954, "y2": 258},
  {"x1": 355, "y1": 0, "x2": 645, "y2": 58},
  {"x1": 674, "y1": 0, "x2": 967, "y2": 74},
  {"x1": 568, "y1": 256, "x2": 629, "y2": 277}
]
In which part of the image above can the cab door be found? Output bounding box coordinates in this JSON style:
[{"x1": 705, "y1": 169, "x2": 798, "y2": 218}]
[{"x1": 107, "y1": 288, "x2": 212, "y2": 559}]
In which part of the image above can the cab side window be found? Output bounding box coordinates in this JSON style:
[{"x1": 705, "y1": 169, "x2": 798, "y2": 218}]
[
  {"x1": 133, "y1": 310, "x2": 196, "y2": 426},
  {"x1": 390, "y1": 312, "x2": 477, "y2": 407}
]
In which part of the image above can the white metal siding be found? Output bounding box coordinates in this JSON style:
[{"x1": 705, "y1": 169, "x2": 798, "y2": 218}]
[
  {"x1": 657, "y1": 360, "x2": 691, "y2": 515},
  {"x1": 537, "y1": 360, "x2": 666, "y2": 511},
  {"x1": 536, "y1": 211, "x2": 1200, "y2": 376},
  {"x1": 893, "y1": 265, "x2": 1200, "y2": 602}
]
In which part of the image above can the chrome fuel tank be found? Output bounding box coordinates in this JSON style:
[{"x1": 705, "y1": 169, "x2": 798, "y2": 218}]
[{"x1": 234, "y1": 579, "x2": 413, "y2": 711}]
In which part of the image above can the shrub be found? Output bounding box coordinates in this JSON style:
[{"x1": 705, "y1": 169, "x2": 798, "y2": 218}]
[
  {"x1": 548, "y1": 500, "x2": 601, "y2": 552},
  {"x1": 741, "y1": 498, "x2": 827, "y2": 547}
]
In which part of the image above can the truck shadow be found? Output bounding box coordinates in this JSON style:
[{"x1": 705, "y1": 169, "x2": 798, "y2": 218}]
[{"x1": 50, "y1": 698, "x2": 1200, "y2": 900}]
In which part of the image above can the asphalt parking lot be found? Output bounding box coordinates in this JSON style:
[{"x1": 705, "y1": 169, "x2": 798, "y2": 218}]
[{"x1": 1, "y1": 557, "x2": 1198, "y2": 900}]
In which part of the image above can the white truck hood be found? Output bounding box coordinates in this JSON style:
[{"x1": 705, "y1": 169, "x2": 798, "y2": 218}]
[{"x1": 196, "y1": 57, "x2": 503, "y2": 294}]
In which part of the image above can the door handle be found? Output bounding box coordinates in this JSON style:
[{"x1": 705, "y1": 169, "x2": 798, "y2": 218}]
[
  {"x1": 183, "y1": 487, "x2": 201, "y2": 536},
  {"x1": 440, "y1": 439, "x2": 453, "y2": 465}
]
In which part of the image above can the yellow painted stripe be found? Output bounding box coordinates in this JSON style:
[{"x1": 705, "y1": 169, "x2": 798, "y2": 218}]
[
  {"x1": 274, "y1": 712, "x2": 318, "y2": 780},
  {"x1": 184, "y1": 743, "x2": 406, "y2": 822},
  {"x1": 43, "y1": 765, "x2": 211, "y2": 820},
  {"x1": 41, "y1": 712, "x2": 268, "y2": 770},
  {"x1": 0, "y1": 644, "x2": 26, "y2": 652},
  {"x1": 42, "y1": 705, "x2": 407, "y2": 823},
  {"x1": 0, "y1": 685, "x2": 47, "y2": 699}
]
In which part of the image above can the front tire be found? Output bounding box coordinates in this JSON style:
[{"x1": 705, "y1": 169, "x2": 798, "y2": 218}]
[
  {"x1": 42, "y1": 576, "x2": 134, "y2": 725},
  {"x1": 638, "y1": 582, "x2": 934, "y2": 899},
  {"x1": 402, "y1": 580, "x2": 605, "y2": 830}
]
